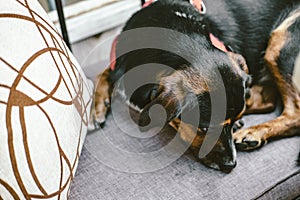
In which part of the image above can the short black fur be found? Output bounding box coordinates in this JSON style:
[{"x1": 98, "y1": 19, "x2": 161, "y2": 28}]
[{"x1": 105, "y1": 0, "x2": 300, "y2": 172}]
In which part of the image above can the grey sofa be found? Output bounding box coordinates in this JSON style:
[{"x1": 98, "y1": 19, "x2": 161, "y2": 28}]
[{"x1": 69, "y1": 101, "x2": 300, "y2": 200}]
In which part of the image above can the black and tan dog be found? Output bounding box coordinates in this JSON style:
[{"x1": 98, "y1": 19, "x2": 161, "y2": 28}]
[{"x1": 91, "y1": 0, "x2": 300, "y2": 172}]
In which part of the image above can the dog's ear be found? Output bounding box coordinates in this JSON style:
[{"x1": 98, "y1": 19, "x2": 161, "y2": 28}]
[
  {"x1": 138, "y1": 72, "x2": 186, "y2": 131},
  {"x1": 138, "y1": 68, "x2": 206, "y2": 132},
  {"x1": 138, "y1": 88, "x2": 182, "y2": 131}
]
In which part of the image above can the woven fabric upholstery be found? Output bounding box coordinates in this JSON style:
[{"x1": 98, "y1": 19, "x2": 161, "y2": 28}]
[{"x1": 69, "y1": 102, "x2": 300, "y2": 200}]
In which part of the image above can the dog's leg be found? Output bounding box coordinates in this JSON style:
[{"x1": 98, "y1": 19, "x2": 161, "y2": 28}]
[
  {"x1": 90, "y1": 68, "x2": 112, "y2": 128},
  {"x1": 234, "y1": 12, "x2": 300, "y2": 150},
  {"x1": 233, "y1": 82, "x2": 277, "y2": 132}
]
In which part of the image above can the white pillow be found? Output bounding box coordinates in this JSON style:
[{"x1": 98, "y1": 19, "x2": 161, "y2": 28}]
[{"x1": 0, "y1": 1, "x2": 93, "y2": 199}]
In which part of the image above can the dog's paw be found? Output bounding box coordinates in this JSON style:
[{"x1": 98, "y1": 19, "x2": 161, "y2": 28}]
[
  {"x1": 89, "y1": 100, "x2": 110, "y2": 130},
  {"x1": 232, "y1": 119, "x2": 245, "y2": 133},
  {"x1": 89, "y1": 70, "x2": 111, "y2": 130},
  {"x1": 91, "y1": 96, "x2": 110, "y2": 129},
  {"x1": 233, "y1": 127, "x2": 268, "y2": 150}
]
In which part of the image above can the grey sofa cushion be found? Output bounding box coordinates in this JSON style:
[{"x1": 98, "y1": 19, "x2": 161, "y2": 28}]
[{"x1": 69, "y1": 103, "x2": 300, "y2": 200}]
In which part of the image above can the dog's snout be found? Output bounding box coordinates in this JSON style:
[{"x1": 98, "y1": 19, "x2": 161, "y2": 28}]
[
  {"x1": 199, "y1": 151, "x2": 237, "y2": 173},
  {"x1": 200, "y1": 145, "x2": 237, "y2": 173},
  {"x1": 220, "y1": 159, "x2": 237, "y2": 173},
  {"x1": 215, "y1": 147, "x2": 236, "y2": 169},
  {"x1": 199, "y1": 124, "x2": 237, "y2": 173}
]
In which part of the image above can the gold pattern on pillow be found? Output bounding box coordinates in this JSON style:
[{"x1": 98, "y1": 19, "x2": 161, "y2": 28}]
[{"x1": 0, "y1": 0, "x2": 93, "y2": 199}]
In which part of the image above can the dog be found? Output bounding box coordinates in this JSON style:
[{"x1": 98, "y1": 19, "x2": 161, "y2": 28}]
[{"x1": 91, "y1": 0, "x2": 300, "y2": 172}]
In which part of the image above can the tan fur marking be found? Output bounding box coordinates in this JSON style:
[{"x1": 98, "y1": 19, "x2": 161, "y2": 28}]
[
  {"x1": 170, "y1": 118, "x2": 205, "y2": 154},
  {"x1": 245, "y1": 85, "x2": 276, "y2": 114},
  {"x1": 275, "y1": 8, "x2": 300, "y2": 33},
  {"x1": 234, "y1": 105, "x2": 246, "y2": 121},
  {"x1": 262, "y1": 14, "x2": 300, "y2": 127},
  {"x1": 92, "y1": 68, "x2": 112, "y2": 124},
  {"x1": 222, "y1": 118, "x2": 232, "y2": 126},
  {"x1": 227, "y1": 52, "x2": 249, "y2": 75},
  {"x1": 171, "y1": 68, "x2": 209, "y2": 94},
  {"x1": 158, "y1": 69, "x2": 210, "y2": 111},
  {"x1": 265, "y1": 24, "x2": 300, "y2": 115},
  {"x1": 170, "y1": 118, "x2": 230, "y2": 157}
]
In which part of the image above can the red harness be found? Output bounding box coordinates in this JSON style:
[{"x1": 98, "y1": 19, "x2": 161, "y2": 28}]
[{"x1": 110, "y1": 0, "x2": 227, "y2": 70}]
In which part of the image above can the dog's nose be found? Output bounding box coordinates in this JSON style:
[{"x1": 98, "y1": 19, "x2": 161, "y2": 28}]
[
  {"x1": 220, "y1": 160, "x2": 237, "y2": 173},
  {"x1": 209, "y1": 145, "x2": 237, "y2": 173}
]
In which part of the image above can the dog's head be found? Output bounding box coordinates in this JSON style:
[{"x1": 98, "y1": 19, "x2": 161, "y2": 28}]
[
  {"x1": 137, "y1": 50, "x2": 250, "y2": 173},
  {"x1": 113, "y1": 0, "x2": 251, "y2": 172}
]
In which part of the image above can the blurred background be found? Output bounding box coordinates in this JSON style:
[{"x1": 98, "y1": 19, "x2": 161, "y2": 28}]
[
  {"x1": 38, "y1": 0, "x2": 141, "y2": 79},
  {"x1": 39, "y1": 0, "x2": 82, "y2": 11}
]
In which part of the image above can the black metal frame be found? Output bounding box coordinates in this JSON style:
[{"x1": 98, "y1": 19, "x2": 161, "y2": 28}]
[
  {"x1": 55, "y1": 0, "x2": 72, "y2": 51},
  {"x1": 55, "y1": 0, "x2": 146, "y2": 51}
]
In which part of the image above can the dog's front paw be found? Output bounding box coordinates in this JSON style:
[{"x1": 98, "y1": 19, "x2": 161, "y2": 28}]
[
  {"x1": 233, "y1": 127, "x2": 268, "y2": 150},
  {"x1": 89, "y1": 95, "x2": 110, "y2": 130},
  {"x1": 89, "y1": 70, "x2": 111, "y2": 130},
  {"x1": 92, "y1": 96, "x2": 110, "y2": 128}
]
